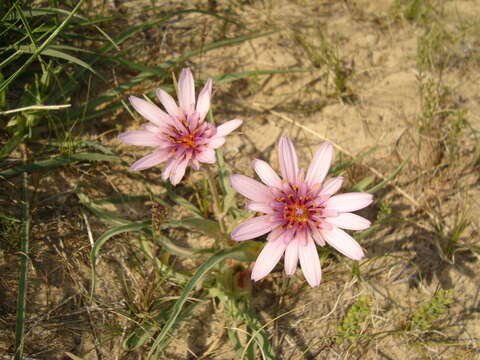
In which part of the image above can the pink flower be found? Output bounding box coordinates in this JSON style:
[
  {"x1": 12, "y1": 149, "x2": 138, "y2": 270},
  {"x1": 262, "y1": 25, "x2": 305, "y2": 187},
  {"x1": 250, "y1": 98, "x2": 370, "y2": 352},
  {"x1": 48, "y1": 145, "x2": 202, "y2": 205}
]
[
  {"x1": 119, "y1": 68, "x2": 242, "y2": 185},
  {"x1": 230, "y1": 136, "x2": 373, "y2": 287}
]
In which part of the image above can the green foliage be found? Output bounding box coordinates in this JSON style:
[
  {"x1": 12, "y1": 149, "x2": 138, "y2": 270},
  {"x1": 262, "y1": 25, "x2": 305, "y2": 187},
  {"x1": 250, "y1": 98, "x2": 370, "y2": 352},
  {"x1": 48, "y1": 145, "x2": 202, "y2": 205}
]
[
  {"x1": 337, "y1": 296, "x2": 372, "y2": 343},
  {"x1": 391, "y1": 0, "x2": 431, "y2": 23},
  {"x1": 417, "y1": 24, "x2": 453, "y2": 72},
  {"x1": 0, "y1": 214, "x2": 21, "y2": 253},
  {"x1": 410, "y1": 289, "x2": 453, "y2": 332}
]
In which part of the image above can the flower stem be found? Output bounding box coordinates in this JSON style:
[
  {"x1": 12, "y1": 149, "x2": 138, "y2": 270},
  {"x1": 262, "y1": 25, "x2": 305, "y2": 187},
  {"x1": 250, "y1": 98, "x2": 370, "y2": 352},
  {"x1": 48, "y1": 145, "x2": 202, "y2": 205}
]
[
  {"x1": 14, "y1": 145, "x2": 31, "y2": 360},
  {"x1": 205, "y1": 168, "x2": 226, "y2": 235}
]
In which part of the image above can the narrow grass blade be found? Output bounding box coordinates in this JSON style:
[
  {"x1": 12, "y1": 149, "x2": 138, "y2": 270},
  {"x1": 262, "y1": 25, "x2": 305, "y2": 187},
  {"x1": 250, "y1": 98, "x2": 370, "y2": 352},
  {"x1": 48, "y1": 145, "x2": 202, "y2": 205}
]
[
  {"x1": 14, "y1": 151, "x2": 30, "y2": 360},
  {"x1": 153, "y1": 233, "x2": 215, "y2": 258},
  {"x1": 89, "y1": 221, "x2": 151, "y2": 299},
  {"x1": 243, "y1": 309, "x2": 276, "y2": 360},
  {"x1": 165, "y1": 184, "x2": 202, "y2": 217},
  {"x1": 123, "y1": 296, "x2": 201, "y2": 351},
  {"x1": 161, "y1": 218, "x2": 221, "y2": 239},
  {"x1": 15, "y1": 45, "x2": 100, "y2": 76},
  {"x1": 148, "y1": 243, "x2": 256, "y2": 359},
  {"x1": 0, "y1": 153, "x2": 120, "y2": 178},
  {"x1": 0, "y1": 104, "x2": 71, "y2": 115},
  {"x1": 366, "y1": 158, "x2": 409, "y2": 194},
  {"x1": 69, "y1": 30, "x2": 277, "y2": 122},
  {"x1": 0, "y1": 0, "x2": 85, "y2": 93}
]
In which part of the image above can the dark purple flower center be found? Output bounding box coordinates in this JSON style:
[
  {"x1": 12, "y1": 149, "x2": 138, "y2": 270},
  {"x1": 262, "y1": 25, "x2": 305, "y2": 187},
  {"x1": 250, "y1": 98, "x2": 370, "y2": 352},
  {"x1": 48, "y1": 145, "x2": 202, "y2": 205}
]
[{"x1": 275, "y1": 186, "x2": 319, "y2": 230}]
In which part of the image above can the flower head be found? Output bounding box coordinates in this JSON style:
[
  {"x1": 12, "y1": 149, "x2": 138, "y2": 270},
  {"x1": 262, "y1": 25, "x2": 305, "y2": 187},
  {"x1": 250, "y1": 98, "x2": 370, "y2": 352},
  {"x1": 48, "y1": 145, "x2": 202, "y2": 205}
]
[
  {"x1": 230, "y1": 136, "x2": 373, "y2": 287},
  {"x1": 119, "y1": 68, "x2": 242, "y2": 185}
]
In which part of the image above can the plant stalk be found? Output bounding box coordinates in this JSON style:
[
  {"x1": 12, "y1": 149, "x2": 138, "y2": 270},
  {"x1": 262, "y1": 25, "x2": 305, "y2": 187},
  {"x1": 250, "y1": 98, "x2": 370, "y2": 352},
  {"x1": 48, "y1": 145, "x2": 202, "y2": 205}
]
[{"x1": 14, "y1": 145, "x2": 31, "y2": 360}]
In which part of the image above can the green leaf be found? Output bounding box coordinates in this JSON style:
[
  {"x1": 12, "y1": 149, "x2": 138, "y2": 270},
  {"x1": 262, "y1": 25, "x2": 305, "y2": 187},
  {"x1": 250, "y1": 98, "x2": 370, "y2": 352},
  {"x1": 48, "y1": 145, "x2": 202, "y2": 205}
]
[
  {"x1": 15, "y1": 45, "x2": 101, "y2": 77},
  {"x1": 89, "y1": 221, "x2": 151, "y2": 298},
  {"x1": 366, "y1": 158, "x2": 408, "y2": 194},
  {"x1": 351, "y1": 175, "x2": 375, "y2": 192},
  {"x1": 165, "y1": 184, "x2": 202, "y2": 217},
  {"x1": 0, "y1": 153, "x2": 120, "y2": 178},
  {"x1": 161, "y1": 217, "x2": 221, "y2": 239},
  {"x1": 148, "y1": 244, "x2": 258, "y2": 359}
]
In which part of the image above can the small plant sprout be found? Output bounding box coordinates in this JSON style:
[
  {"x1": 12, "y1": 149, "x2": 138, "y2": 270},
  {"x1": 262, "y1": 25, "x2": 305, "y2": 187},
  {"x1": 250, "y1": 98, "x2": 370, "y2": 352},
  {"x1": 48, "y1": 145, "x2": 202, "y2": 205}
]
[
  {"x1": 230, "y1": 136, "x2": 373, "y2": 287},
  {"x1": 119, "y1": 68, "x2": 242, "y2": 185}
]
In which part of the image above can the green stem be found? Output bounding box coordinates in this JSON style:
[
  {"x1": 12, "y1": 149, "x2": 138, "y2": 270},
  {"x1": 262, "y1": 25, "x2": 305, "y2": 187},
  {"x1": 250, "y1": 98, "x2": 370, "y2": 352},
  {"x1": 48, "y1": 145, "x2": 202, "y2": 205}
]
[
  {"x1": 14, "y1": 146, "x2": 31, "y2": 360},
  {"x1": 205, "y1": 168, "x2": 225, "y2": 235}
]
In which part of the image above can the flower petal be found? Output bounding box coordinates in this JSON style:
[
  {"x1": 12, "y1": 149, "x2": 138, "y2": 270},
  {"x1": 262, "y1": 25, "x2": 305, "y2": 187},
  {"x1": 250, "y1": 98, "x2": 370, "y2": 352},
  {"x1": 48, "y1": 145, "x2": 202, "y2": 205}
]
[
  {"x1": 129, "y1": 96, "x2": 171, "y2": 127},
  {"x1": 231, "y1": 215, "x2": 279, "y2": 241},
  {"x1": 278, "y1": 136, "x2": 299, "y2": 183},
  {"x1": 251, "y1": 239, "x2": 288, "y2": 282},
  {"x1": 196, "y1": 148, "x2": 216, "y2": 163},
  {"x1": 324, "y1": 193, "x2": 373, "y2": 212},
  {"x1": 215, "y1": 119, "x2": 243, "y2": 137},
  {"x1": 129, "y1": 149, "x2": 171, "y2": 171},
  {"x1": 119, "y1": 131, "x2": 164, "y2": 147},
  {"x1": 284, "y1": 239, "x2": 299, "y2": 275},
  {"x1": 320, "y1": 177, "x2": 344, "y2": 197},
  {"x1": 178, "y1": 68, "x2": 195, "y2": 113},
  {"x1": 161, "y1": 157, "x2": 177, "y2": 181},
  {"x1": 326, "y1": 213, "x2": 371, "y2": 230},
  {"x1": 253, "y1": 159, "x2": 282, "y2": 188},
  {"x1": 208, "y1": 137, "x2": 225, "y2": 149},
  {"x1": 169, "y1": 155, "x2": 190, "y2": 185},
  {"x1": 309, "y1": 224, "x2": 326, "y2": 246},
  {"x1": 321, "y1": 226, "x2": 364, "y2": 260},
  {"x1": 156, "y1": 88, "x2": 182, "y2": 118},
  {"x1": 196, "y1": 78, "x2": 212, "y2": 120},
  {"x1": 142, "y1": 123, "x2": 162, "y2": 133},
  {"x1": 305, "y1": 142, "x2": 333, "y2": 186},
  {"x1": 230, "y1": 174, "x2": 273, "y2": 202},
  {"x1": 298, "y1": 238, "x2": 322, "y2": 287},
  {"x1": 247, "y1": 202, "x2": 274, "y2": 214}
]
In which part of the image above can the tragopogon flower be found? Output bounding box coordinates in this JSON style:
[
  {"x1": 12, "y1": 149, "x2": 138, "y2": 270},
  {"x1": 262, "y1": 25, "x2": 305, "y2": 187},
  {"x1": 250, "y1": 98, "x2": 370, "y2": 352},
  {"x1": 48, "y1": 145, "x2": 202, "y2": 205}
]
[
  {"x1": 230, "y1": 136, "x2": 373, "y2": 287},
  {"x1": 119, "y1": 68, "x2": 242, "y2": 185}
]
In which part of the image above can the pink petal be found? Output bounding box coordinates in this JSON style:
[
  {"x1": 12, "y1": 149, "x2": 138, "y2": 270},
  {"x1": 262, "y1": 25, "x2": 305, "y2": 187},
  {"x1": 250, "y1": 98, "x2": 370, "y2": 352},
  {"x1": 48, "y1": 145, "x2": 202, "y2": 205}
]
[
  {"x1": 305, "y1": 142, "x2": 333, "y2": 186},
  {"x1": 324, "y1": 193, "x2": 373, "y2": 212},
  {"x1": 216, "y1": 119, "x2": 243, "y2": 137},
  {"x1": 320, "y1": 177, "x2": 344, "y2": 197},
  {"x1": 169, "y1": 156, "x2": 190, "y2": 185},
  {"x1": 267, "y1": 227, "x2": 285, "y2": 242},
  {"x1": 191, "y1": 159, "x2": 200, "y2": 170},
  {"x1": 142, "y1": 123, "x2": 162, "y2": 133},
  {"x1": 196, "y1": 148, "x2": 216, "y2": 163},
  {"x1": 251, "y1": 239, "x2": 288, "y2": 281},
  {"x1": 196, "y1": 78, "x2": 212, "y2": 121},
  {"x1": 298, "y1": 238, "x2": 322, "y2": 287},
  {"x1": 178, "y1": 68, "x2": 195, "y2": 113},
  {"x1": 129, "y1": 96, "x2": 171, "y2": 128},
  {"x1": 284, "y1": 239, "x2": 299, "y2": 275},
  {"x1": 278, "y1": 136, "x2": 299, "y2": 183},
  {"x1": 253, "y1": 159, "x2": 282, "y2": 188},
  {"x1": 208, "y1": 137, "x2": 225, "y2": 149},
  {"x1": 119, "y1": 131, "x2": 164, "y2": 147},
  {"x1": 321, "y1": 226, "x2": 364, "y2": 260},
  {"x1": 230, "y1": 174, "x2": 273, "y2": 202},
  {"x1": 161, "y1": 157, "x2": 177, "y2": 181},
  {"x1": 309, "y1": 225, "x2": 326, "y2": 246},
  {"x1": 231, "y1": 215, "x2": 279, "y2": 241},
  {"x1": 247, "y1": 202, "x2": 274, "y2": 214},
  {"x1": 326, "y1": 213, "x2": 371, "y2": 230},
  {"x1": 156, "y1": 88, "x2": 182, "y2": 118},
  {"x1": 130, "y1": 149, "x2": 171, "y2": 171}
]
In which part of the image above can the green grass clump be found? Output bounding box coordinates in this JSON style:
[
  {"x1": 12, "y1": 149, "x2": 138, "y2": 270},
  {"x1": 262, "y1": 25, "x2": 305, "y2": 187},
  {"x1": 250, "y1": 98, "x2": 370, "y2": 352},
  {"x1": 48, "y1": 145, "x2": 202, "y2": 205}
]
[
  {"x1": 410, "y1": 289, "x2": 453, "y2": 332},
  {"x1": 337, "y1": 296, "x2": 372, "y2": 343}
]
